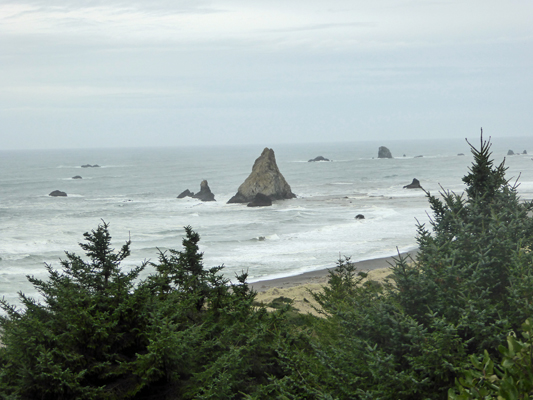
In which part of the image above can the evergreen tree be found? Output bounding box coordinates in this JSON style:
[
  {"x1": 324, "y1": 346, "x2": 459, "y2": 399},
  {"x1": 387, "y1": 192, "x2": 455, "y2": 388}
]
[
  {"x1": 0, "y1": 223, "x2": 323, "y2": 399},
  {"x1": 392, "y1": 131, "x2": 533, "y2": 349},
  {"x1": 0, "y1": 222, "x2": 151, "y2": 399},
  {"x1": 309, "y1": 131, "x2": 533, "y2": 399}
]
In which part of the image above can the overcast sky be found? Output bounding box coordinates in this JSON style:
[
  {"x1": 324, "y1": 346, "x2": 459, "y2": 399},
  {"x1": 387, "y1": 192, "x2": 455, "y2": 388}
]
[{"x1": 1, "y1": 0, "x2": 532, "y2": 149}]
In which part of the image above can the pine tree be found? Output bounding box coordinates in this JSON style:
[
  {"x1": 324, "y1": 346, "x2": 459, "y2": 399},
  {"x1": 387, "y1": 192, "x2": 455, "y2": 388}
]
[
  {"x1": 0, "y1": 222, "x2": 151, "y2": 399},
  {"x1": 392, "y1": 130, "x2": 533, "y2": 350}
]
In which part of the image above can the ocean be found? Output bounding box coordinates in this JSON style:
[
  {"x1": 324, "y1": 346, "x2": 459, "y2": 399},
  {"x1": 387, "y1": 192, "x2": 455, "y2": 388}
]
[{"x1": 1, "y1": 136, "x2": 533, "y2": 309}]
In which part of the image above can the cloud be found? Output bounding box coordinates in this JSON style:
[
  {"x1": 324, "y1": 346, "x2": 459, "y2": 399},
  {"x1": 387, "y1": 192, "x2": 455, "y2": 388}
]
[{"x1": 1, "y1": 0, "x2": 532, "y2": 149}]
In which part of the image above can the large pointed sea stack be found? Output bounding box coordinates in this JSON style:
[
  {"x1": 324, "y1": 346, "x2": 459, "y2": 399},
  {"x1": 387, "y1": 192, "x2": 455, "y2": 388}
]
[{"x1": 227, "y1": 148, "x2": 296, "y2": 203}]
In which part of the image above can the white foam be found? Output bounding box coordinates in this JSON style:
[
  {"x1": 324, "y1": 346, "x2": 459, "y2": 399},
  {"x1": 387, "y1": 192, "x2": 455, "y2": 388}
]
[{"x1": 5, "y1": 140, "x2": 526, "y2": 307}]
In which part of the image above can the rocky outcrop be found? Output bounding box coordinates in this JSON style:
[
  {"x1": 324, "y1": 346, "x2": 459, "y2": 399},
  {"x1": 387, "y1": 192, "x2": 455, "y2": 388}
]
[
  {"x1": 228, "y1": 148, "x2": 296, "y2": 203},
  {"x1": 72, "y1": 176, "x2": 82, "y2": 179},
  {"x1": 177, "y1": 189, "x2": 193, "y2": 199},
  {"x1": 507, "y1": 150, "x2": 515, "y2": 156},
  {"x1": 192, "y1": 180, "x2": 215, "y2": 202},
  {"x1": 308, "y1": 156, "x2": 330, "y2": 162},
  {"x1": 523, "y1": 150, "x2": 528, "y2": 155},
  {"x1": 378, "y1": 146, "x2": 393, "y2": 159},
  {"x1": 49, "y1": 190, "x2": 67, "y2": 197},
  {"x1": 403, "y1": 178, "x2": 423, "y2": 189},
  {"x1": 247, "y1": 193, "x2": 273, "y2": 207}
]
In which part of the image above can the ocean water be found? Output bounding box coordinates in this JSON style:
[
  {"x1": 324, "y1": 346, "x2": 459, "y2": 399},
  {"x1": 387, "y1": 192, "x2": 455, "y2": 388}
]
[{"x1": 1, "y1": 137, "x2": 533, "y2": 308}]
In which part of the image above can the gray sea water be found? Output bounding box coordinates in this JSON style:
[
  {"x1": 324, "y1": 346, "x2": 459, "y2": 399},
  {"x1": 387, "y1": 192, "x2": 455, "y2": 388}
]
[{"x1": 1, "y1": 137, "x2": 533, "y2": 308}]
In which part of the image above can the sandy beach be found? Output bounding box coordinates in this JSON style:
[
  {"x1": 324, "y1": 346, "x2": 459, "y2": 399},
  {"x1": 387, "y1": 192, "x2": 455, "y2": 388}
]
[{"x1": 250, "y1": 251, "x2": 417, "y2": 315}]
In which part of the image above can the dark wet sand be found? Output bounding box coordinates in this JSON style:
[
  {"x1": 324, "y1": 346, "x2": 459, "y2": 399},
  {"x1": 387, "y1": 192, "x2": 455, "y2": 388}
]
[{"x1": 249, "y1": 250, "x2": 417, "y2": 292}]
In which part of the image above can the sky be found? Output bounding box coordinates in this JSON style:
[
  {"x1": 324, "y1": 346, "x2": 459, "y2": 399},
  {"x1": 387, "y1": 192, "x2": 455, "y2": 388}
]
[{"x1": 1, "y1": 0, "x2": 532, "y2": 150}]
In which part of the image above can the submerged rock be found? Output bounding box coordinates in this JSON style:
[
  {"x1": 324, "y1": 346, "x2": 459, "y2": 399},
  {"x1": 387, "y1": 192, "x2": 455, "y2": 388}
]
[
  {"x1": 458, "y1": 153, "x2": 465, "y2": 156},
  {"x1": 192, "y1": 180, "x2": 215, "y2": 202},
  {"x1": 49, "y1": 190, "x2": 67, "y2": 197},
  {"x1": 378, "y1": 146, "x2": 393, "y2": 159},
  {"x1": 247, "y1": 193, "x2": 273, "y2": 207},
  {"x1": 177, "y1": 189, "x2": 193, "y2": 199},
  {"x1": 72, "y1": 175, "x2": 82, "y2": 179},
  {"x1": 227, "y1": 148, "x2": 296, "y2": 204},
  {"x1": 308, "y1": 156, "x2": 330, "y2": 162},
  {"x1": 403, "y1": 178, "x2": 423, "y2": 189},
  {"x1": 81, "y1": 164, "x2": 100, "y2": 168}
]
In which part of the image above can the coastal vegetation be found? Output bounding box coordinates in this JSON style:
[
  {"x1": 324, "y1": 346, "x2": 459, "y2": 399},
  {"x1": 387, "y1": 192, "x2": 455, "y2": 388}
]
[{"x1": 1, "y1": 134, "x2": 533, "y2": 399}]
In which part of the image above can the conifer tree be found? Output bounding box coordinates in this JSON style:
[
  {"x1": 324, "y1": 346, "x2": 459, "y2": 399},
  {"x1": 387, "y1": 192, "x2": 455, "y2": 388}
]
[
  {"x1": 0, "y1": 222, "x2": 151, "y2": 399},
  {"x1": 393, "y1": 129, "x2": 533, "y2": 350},
  {"x1": 309, "y1": 130, "x2": 533, "y2": 399}
]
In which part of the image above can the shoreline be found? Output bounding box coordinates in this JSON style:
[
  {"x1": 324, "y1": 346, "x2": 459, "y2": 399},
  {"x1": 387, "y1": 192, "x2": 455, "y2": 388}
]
[{"x1": 248, "y1": 250, "x2": 417, "y2": 292}]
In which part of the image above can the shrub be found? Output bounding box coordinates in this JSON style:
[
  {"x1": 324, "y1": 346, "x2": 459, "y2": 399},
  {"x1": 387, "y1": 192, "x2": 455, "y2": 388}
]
[{"x1": 450, "y1": 319, "x2": 533, "y2": 399}]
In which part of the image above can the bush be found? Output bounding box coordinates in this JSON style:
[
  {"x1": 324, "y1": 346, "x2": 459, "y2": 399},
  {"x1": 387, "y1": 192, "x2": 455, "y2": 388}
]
[{"x1": 450, "y1": 319, "x2": 533, "y2": 399}]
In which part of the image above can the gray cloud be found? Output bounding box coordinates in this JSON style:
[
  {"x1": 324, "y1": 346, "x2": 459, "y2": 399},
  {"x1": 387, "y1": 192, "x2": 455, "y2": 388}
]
[{"x1": 1, "y1": 0, "x2": 532, "y2": 149}]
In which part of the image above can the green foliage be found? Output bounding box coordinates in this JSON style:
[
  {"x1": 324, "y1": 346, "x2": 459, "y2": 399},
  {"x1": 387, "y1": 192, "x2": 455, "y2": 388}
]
[
  {"x1": 310, "y1": 256, "x2": 468, "y2": 399},
  {"x1": 0, "y1": 222, "x2": 150, "y2": 399},
  {"x1": 391, "y1": 132, "x2": 533, "y2": 352},
  {"x1": 306, "y1": 132, "x2": 533, "y2": 399},
  {"x1": 450, "y1": 319, "x2": 533, "y2": 400},
  {"x1": 0, "y1": 223, "x2": 324, "y2": 399}
]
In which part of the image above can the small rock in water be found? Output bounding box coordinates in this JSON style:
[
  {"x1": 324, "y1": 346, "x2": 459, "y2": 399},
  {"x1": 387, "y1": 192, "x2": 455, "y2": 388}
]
[
  {"x1": 355, "y1": 214, "x2": 365, "y2": 220},
  {"x1": 177, "y1": 189, "x2": 193, "y2": 199},
  {"x1": 458, "y1": 153, "x2": 465, "y2": 156},
  {"x1": 507, "y1": 150, "x2": 515, "y2": 156},
  {"x1": 247, "y1": 193, "x2": 272, "y2": 207},
  {"x1": 308, "y1": 156, "x2": 330, "y2": 162},
  {"x1": 72, "y1": 175, "x2": 82, "y2": 179},
  {"x1": 49, "y1": 190, "x2": 67, "y2": 197}
]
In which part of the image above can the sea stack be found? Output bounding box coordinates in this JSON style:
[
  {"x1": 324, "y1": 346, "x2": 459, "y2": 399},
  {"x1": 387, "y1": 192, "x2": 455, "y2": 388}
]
[
  {"x1": 227, "y1": 148, "x2": 296, "y2": 203},
  {"x1": 378, "y1": 146, "x2": 393, "y2": 159},
  {"x1": 192, "y1": 180, "x2": 215, "y2": 202},
  {"x1": 403, "y1": 178, "x2": 423, "y2": 189}
]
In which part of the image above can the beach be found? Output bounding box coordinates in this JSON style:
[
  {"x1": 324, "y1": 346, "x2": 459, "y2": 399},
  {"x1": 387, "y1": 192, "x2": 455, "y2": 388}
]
[
  {"x1": 249, "y1": 251, "x2": 416, "y2": 292},
  {"x1": 251, "y1": 251, "x2": 417, "y2": 315}
]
